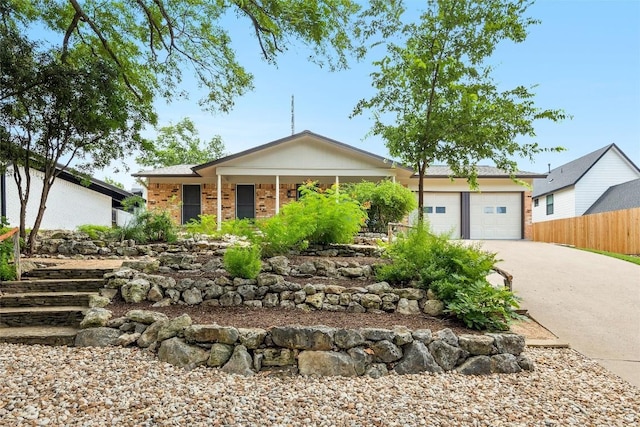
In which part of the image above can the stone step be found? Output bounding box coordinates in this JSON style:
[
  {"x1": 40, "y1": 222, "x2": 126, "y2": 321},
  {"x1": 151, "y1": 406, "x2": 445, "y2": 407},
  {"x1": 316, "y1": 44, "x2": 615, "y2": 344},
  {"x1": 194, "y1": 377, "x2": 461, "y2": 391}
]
[
  {"x1": 0, "y1": 278, "x2": 106, "y2": 293},
  {"x1": 0, "y1": 326, "x2": 78, "y2": 346},
  {"x1": 0, "y1": 292, "x2": 97, "y2": 308},
  {"x1": 22, "y1": 268, "x2": 114, "y2": 280},
  {"x1": 0, "y1": 306, "x2": 86, "y2": 328}
]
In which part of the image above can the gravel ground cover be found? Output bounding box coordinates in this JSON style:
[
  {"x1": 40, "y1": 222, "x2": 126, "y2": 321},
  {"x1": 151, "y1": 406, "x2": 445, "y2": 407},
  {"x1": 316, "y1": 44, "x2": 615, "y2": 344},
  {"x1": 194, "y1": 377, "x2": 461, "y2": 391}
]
[{"x1": 1, "y1": 345, "x2": 637, "y2": 426}]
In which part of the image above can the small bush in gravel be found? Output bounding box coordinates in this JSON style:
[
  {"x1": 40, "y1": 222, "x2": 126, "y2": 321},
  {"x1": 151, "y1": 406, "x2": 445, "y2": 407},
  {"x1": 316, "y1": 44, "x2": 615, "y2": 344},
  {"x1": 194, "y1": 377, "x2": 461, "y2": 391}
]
[{"x1": 224, "y1": 244, "x2": 262, "y2": 279}]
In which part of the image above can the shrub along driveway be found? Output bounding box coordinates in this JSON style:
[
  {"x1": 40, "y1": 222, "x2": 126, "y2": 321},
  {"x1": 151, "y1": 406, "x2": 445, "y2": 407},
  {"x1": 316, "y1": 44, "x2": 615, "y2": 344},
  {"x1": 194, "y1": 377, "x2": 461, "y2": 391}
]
[{"x1": 476, "y1": 240, "x2": 640, "y2": 388}]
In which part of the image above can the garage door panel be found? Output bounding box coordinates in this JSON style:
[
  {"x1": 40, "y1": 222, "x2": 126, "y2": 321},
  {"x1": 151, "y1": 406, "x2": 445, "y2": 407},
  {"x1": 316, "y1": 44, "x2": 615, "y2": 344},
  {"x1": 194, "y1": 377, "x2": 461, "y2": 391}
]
[
  {"x1": 470, "y1": 193, "x2": 521, "y2": 239},
  {"x1": 424, "y1": 192, "x2": 460, "y2": 238}
]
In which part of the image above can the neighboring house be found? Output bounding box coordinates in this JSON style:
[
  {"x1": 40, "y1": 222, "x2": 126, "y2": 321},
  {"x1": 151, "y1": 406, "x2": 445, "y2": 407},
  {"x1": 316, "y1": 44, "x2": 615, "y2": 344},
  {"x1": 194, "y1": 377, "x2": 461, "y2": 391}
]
[
  {"x1": 583, "y1": 178, "x2": 640, "y2": 215},
  {"x1": 134, "y1": 130, "x2": 543, "y2": 240},
  {"x1": 532, "y1": 144, "x2": 640, "y2": 222},
  {"x1": 1, "y1": 165, "x2": 135, "y2": 229}
]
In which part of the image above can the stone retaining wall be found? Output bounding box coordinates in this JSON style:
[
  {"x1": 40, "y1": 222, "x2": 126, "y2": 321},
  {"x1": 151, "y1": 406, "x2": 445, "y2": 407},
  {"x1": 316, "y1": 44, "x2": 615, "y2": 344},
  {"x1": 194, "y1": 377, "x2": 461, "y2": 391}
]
[
  {"x1": 77, "y1": 309, "x2": 533, "y2": 377},
  {"x1": 104, "y1": 257, "x2": 445, "y2": 317},
  {"x1": 32, "y1": 231, "x2": 383, "y2": 258}
]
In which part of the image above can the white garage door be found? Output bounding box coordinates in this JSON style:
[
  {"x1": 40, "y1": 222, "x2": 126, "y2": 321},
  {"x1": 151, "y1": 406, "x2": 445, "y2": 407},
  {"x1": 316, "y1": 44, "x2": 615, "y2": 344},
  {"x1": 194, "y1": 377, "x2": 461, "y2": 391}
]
[
  {"x1": 470, "y1": 193, "x2": 521, "y2": 239},
  {"x1": 423, "y1": 192, "x2": 461, "y2": 238}
]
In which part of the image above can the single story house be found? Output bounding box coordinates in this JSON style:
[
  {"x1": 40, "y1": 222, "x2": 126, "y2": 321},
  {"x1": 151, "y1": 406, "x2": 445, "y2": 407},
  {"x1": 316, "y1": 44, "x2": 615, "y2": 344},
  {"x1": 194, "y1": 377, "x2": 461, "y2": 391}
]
[
  {"x1": 1, "y1": 165, "x2": 135, "y2": 230},
  {"x1": 134, "y1": 131, "x2": 543, "y2": 239},
  {"x1": 532, "y1": 144, "x2": 640, "y2": 222}
]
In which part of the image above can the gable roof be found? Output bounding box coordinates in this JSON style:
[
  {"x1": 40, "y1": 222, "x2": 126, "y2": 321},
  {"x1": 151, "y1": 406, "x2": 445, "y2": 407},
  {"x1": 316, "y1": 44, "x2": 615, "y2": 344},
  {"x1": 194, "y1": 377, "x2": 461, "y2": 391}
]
[
  {"x1": 584, "y1": 178, "x2": 640, "y2": 215},
  {"x1": 532, "y1": 144, "x2": 640, "y2": 197},
  {"x1": 133, "y1": 130, "x2": 414, "y2": 178},
  {"x1": 192, "y1": 130, "x2": 414, "y2": 173},
  {"x1": 418, "y1": 165, "x2": 545, "y2": 178}
]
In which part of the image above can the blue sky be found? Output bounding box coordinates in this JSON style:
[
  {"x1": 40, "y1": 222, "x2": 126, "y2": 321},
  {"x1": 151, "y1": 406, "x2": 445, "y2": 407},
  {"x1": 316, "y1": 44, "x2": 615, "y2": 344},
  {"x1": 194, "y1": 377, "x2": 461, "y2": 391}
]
[{"x1": 104, "y1": 0, "x2": 640, "y2": 189}]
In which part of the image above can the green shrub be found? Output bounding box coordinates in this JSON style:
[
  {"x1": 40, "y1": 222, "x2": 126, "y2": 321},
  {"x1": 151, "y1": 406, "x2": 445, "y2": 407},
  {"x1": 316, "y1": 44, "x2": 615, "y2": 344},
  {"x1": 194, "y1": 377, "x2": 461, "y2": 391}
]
[
  {"x1": 185, "y1": 214, "x2": 217, "y2": 236},
  {"x1": 295, "y1": 184, "x2": 366, "y2": 245},
  {"x1": 0, "y1": 218, "x2": 17, "y2": 280},
  {"x1": 223, "y1": 244, "x2": 262, "y2": 279},
  {"x1": 376, "y1": 224, "x2": 435, "y2": 285},
  {"x1": 220, "y1": 218, "x2": 259, "y2": 242},
  {"x1": 346, "y1": 180, "x2": 417, "y2": 232},
  {"x1": 379, "y1": 225, "x2": 520, "y2": 331},
  {"x1": 111, "y1": 209, "x2": 177, "y2": 243},
  {"x1": 211, "y1": 184, "x2": 365, "y2": 258},
  {"x1": 77, "y1": 224, "x2": 112, "y2": 240},
  {"x1": 120, "y1": 195, "x2": 145, "y2": 212},
  {"x1": 444, "y1": 280, "x2": 523, "y2": 331},
  {"x1": 257, "y1": 202, "x2": 314, "y2": 257}
]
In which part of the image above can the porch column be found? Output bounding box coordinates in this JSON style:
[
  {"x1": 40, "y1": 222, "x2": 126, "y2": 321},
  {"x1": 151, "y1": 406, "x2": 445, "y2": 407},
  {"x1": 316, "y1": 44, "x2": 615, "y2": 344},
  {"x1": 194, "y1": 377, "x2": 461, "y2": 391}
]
[
  {"x1": 392, "y1": 175, "x2": 396, "y2": 184},
  {"x1": 217, "y1": 174, "x2": 222, "y2": 231},
  {"x1": 275, "y1": 175, "x2": 280, "y2": 215},
  {"x1": 335, "y1": 176, "x2": 340, "y2": 198}
]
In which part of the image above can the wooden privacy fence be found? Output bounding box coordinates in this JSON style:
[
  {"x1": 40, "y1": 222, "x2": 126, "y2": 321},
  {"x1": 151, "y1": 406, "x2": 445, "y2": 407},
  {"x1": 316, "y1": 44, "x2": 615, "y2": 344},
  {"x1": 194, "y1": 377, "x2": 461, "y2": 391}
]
[{"x1": 532, "y1": 208, "x2": 640, "y2": 255}]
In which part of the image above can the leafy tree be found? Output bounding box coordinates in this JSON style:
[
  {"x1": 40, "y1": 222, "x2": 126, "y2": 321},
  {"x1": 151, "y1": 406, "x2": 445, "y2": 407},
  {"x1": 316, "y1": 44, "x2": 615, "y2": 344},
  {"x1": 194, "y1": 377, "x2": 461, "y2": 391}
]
[
  {"x1": 137, "y1": 118, "x2": 226, "y2": 168},
  {"x1": 346, "y1": 180, "x2": 416, "y2": 232},
  {"x1": 353, "y1": 0, "x2": 566, "y2": 220},
  {"x1": 103, "y1": 177, "x2": 125, "y2": 189},
  {"x1": 1, "y1": 1, "x2": 375, "y2": 249},
  {"x1": 0, "y1": 27, "x2": 147, "y2": 252},
  {"x1": 5, "y1": 0, "x2": 363, "y2": 113}
]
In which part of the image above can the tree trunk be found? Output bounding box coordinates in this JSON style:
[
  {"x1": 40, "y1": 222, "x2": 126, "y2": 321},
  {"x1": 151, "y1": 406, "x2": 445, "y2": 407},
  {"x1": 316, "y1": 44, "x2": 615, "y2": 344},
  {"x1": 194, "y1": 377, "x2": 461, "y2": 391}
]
[
  {"x1": 26, "y1": 174, "x2": 53, "y2": 254},
  {"x1": 417, "y1": 162, "x2": 427, "y2": 223},
  {"x1": 12, "y1": 163, "x2": 30, "y2": 240}
]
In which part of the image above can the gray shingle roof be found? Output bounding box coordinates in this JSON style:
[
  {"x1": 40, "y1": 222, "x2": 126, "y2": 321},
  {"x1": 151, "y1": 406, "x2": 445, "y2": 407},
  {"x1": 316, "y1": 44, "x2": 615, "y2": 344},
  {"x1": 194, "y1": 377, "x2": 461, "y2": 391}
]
[
  {"x1": 532, "y1": 144, "x2": 615, "y2": 198},
  {"x1": 584, "y1": 178, "x2": 640, "y2": 215},
  {"x1": 419, "y1": 165, "x2": 544, "y2": 178},
  {"x1": 132, "y1": 164, "x2": 198, "y2": 177}
]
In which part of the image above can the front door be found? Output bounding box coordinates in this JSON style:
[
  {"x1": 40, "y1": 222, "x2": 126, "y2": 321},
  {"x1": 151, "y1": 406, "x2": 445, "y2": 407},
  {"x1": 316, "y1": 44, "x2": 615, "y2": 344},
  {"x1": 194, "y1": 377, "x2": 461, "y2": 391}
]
[
  {"x1": 236, "y1": 184, "x2": 255, "y2": 219},
  {"x1": 182, "y1": 185, "x2": 201, "y2": 224}
]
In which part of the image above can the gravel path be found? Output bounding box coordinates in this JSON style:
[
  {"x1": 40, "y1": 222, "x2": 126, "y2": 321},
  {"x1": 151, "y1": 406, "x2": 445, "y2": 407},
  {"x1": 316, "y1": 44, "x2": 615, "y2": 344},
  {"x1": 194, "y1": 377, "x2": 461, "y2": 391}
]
[{"x1": 1, "y1": 345, "x2": 637, "y2": 426}]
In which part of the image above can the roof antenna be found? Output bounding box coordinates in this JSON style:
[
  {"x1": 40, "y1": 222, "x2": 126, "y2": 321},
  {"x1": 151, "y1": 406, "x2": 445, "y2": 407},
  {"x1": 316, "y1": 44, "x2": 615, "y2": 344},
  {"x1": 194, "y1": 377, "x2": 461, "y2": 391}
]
[{"x1": 291, "y1": 95, "x2": 295, "y2": 135}]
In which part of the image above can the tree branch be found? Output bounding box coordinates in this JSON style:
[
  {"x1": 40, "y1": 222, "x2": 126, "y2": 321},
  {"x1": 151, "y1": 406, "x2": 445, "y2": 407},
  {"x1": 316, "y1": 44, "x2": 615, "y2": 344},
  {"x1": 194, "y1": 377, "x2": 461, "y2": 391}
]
[{"x1": 67, "y1": 0, "x2": 143, "y2": 102}]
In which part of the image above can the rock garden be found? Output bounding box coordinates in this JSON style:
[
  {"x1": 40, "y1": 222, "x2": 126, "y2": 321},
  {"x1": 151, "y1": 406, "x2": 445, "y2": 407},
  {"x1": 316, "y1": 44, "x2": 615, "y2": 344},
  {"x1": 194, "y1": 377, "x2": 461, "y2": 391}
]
[{"x1": 29, "y1": 226, "x2": 532, "y2": 378}]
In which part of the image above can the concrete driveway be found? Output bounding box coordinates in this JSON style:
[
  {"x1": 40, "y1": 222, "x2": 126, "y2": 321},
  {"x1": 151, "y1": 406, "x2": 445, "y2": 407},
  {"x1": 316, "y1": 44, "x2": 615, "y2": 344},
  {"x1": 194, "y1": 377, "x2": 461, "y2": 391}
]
[{"x1": 476, "y1": 240, "x2": 640, "y2": 388}]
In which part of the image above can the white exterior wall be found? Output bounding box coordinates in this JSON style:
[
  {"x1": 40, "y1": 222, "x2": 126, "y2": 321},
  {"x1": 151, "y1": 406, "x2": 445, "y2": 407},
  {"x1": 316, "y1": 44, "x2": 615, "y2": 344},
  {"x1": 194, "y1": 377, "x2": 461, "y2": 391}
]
[
  {"x1": 574, "y1": 149, "x2": 640, "y2": 216},
  {"x1": 4, "y1": 167, "x2": 112, "y2": 230},
  {"x1": 532, "y1": 187, "x2": 576, "y2": 222}
]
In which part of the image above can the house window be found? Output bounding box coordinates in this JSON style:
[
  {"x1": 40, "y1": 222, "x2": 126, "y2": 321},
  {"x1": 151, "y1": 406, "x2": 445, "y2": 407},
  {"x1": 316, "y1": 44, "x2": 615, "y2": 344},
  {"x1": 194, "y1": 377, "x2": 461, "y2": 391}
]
[
  {"x1": 484, "y1": 206, "x2": 494, "y2": 214},
  {"x1": 534, "y1": 198, "x2": 539, "y2": 207},
  {"x1": 435, "y1": 206, "x2": 446, "y2": 214},
  {"x1": 423, "y1": 206, "x2": 433, "y2": 214},
  {"x1": 496, "y1": 206, "x2": 507, "y2": 214},
  {"x1": 546, "y1": 194, "x2": 554, "y2": 215}
]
